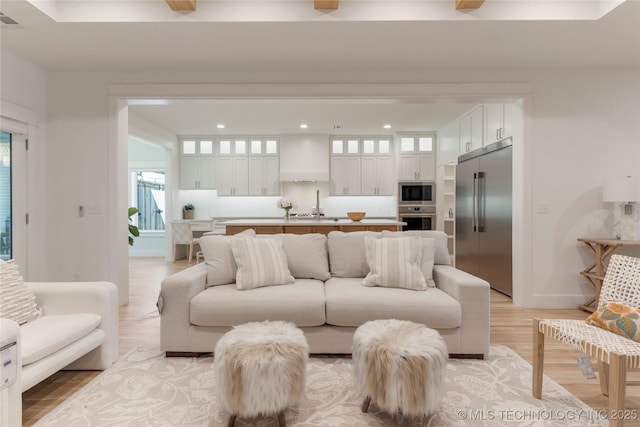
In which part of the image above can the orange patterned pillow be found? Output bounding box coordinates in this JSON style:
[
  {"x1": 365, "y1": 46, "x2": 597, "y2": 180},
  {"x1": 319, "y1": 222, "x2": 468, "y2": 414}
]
[{"x1": 585, "y1": 302, "x2": 640, "y2": 342}]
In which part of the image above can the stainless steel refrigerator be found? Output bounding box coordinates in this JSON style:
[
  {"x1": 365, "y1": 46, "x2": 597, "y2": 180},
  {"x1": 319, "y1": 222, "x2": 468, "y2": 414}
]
[{"x1": 456, "y1": 138, "x2": 513, "y2": 296}]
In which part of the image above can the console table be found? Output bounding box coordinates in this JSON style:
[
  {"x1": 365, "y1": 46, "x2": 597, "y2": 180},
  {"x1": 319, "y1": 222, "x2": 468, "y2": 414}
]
[{"x1": 577, "y1": 237, "x2": 640, "y2": 312}]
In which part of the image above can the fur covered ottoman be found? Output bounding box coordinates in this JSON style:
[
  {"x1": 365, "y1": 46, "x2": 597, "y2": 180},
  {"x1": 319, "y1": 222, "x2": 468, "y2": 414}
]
[
  {"x1": 213, "y1": 320, "x2": 309, "y2": 427},
  {"x1": 353, "y1": 319, "x2": 447, "y2": 425}
]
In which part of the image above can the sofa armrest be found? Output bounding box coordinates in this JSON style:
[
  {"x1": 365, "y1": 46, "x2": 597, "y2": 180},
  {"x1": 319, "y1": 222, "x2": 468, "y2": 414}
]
[
  {"x1": 433, "y1": 265, "x2": 491, "y2": 357},
  {"x1": 25, "y1": 281, "x2": 119, "y2": 368},
  {"x1": 159, "y1": 264, "x2": 207, "y2": 351}
]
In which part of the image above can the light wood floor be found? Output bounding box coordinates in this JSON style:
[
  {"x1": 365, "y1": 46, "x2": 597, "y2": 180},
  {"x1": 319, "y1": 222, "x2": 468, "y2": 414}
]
[{"x1": 22, "y1": 257, "x2": 640, "y2": 426}]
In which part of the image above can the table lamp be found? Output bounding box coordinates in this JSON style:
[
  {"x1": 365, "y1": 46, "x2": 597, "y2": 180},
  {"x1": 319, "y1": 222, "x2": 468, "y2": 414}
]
[{"x1": 603, "y1": 175, "x2": 640, "y2": 240}]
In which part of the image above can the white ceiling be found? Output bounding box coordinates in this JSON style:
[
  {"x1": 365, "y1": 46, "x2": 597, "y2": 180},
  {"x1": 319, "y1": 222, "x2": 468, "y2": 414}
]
[
  {"x1": 2, "y1": 0, "x2": 638, "y2": 136},
  {"x1": 128, "y1": 99, "x2": 477, "y2": 135}
]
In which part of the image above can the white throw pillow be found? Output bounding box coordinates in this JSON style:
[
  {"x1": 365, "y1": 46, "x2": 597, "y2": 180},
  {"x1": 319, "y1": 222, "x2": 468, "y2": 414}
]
[
  {"x1": 362, "y1": 237, "x2": 427, "y2": 291},
  {"x1": 418, "y1": 237, "x2": 436, "y2": 287},
  {"x1": 200, "y1": 229, "x2": 256, "y2": 286},
  {"x1": 230, "y1": 237, "x2": 295, "y2": 290},
  {"x1": 258, "y1": 233, "x2": 331, "y2": 280},
  {"x1": 0, "y1": 259, "x2": 40, "y2": 324}
]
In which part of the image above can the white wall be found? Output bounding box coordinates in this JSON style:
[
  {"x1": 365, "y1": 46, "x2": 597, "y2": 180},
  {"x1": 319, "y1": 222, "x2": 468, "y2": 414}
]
[
  {"x1": 3, "y1": 55, "x2": 639, "y2": 308},
  {"x1": 0, "y1": 50, "x2": 48, "y2": 280}
]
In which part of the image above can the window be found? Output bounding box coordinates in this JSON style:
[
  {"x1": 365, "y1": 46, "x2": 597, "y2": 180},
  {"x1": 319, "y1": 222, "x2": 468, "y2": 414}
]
[
  {"x1": 131, "y1": 171, "x2": 165, "y2": 231},
  {"x1": 0, "y1": 131, "x2": 11, "y2": 260}
]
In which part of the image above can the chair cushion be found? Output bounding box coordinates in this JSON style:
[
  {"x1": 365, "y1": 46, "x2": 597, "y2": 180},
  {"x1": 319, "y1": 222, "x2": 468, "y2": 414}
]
[
  {"x1": 585, "y1": 302, "x2": 640, "y2": 342},
  {"x1": 190, "y1": 279, "x2": 326, "y2": 327},
  {"x1": 20, "y1": 314, "x2": 102, "y2": 365},
  {"x1": 0, "y1": 259, "x2": 40, "y2": 325},
  {"x1": 325, "y1": 278, "x2": 461, "y2": 328},
  {"x1": 363, "y1": 236, "x2": 427, "y2": 290}
]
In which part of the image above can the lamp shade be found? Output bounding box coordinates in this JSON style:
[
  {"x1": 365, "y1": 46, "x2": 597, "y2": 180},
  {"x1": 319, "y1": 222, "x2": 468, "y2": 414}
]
[{"x1": 603, "y1": 175, "x2": 640, "y2": 202}]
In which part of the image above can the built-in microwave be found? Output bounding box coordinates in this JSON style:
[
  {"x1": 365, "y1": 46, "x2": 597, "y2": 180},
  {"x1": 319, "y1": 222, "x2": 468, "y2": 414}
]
[{"x1": 398, "y1": 181, "x2": 436, "y2": 205}]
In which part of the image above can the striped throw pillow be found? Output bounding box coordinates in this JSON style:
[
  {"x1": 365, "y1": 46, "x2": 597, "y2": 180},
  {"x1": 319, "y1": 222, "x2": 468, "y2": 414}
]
[
  {"x1": 0, "y1": 259, "x2": 41, "y2": 324},
  {"x1": 230, "y1": 237, "x2": 295, "y2": 290},
  {"x1": 362, "y1": 236, "x2": 427, "y2": 291}
]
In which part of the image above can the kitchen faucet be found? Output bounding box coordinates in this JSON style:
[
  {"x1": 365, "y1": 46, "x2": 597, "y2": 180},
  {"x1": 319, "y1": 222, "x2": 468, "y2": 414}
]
[{"x1": 315, "y1": 189, "x2": 321, "y2": 220}]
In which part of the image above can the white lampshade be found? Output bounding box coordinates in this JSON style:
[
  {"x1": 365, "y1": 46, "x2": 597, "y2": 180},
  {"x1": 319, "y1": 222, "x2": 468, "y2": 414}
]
[{"x1": 603, "y1": 175, "x2": 640, "y2": 202}]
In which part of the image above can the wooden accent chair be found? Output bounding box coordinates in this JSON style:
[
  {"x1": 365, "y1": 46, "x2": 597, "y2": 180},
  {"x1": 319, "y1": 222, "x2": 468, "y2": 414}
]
[{"x1": 533, "y1": 254, "x2": 640, "y2": 427}]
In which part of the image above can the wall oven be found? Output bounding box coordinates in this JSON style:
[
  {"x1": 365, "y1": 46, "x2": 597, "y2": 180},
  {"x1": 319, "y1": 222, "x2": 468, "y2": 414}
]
[
  {"x1": 398, "y1": 205, "x2": 436, "y2": 231},
  {"x1": 398, "y1": 181, "x2": 436, "y2": 205}
]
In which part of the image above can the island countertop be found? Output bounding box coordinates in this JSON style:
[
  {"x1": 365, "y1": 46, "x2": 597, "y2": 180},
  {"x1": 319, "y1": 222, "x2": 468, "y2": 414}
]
[{"x1": 220, "y1": 218, "x2": 405, "y2": 235}]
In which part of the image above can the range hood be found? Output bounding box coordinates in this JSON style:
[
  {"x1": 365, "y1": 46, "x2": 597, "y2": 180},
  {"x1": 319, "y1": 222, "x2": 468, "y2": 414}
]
[{"x1": 280, "y1": 171, "x2": 329, "y2": 182}]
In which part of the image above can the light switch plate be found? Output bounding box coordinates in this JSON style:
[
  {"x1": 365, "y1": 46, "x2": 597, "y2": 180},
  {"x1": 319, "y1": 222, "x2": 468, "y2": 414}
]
[{"x1": 537, "y1": 203, "x2": 549, "y2": 214}]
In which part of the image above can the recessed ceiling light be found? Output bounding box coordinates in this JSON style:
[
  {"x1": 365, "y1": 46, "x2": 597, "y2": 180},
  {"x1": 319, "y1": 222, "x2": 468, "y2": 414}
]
[
  {"x1": 300, "y1": 123, "x2": 309, "y2": 129},
  {"x1": 217, "y1": 124, "x2": 225, "y2": 129},
  {"x1": 383, "y1": 124, "x2": 392, "y2": 129}
]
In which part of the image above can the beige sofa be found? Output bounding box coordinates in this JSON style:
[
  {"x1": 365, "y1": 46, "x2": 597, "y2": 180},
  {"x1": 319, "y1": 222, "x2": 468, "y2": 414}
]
[{"x1": 159, "y1": 230, "x2": 490, "y2": 358}]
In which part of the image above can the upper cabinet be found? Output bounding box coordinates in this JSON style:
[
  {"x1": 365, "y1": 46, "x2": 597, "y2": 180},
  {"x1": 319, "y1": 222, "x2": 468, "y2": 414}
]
[
  {"x1": 459, "y1": 106, "x2": 484, "y2": 154},
  {"x1": 179, "y1": 139, "x2": 216, "y2": 189},
  {"x1": 330, "y1": 136, "x2": 393, "y2": 196},
  {"x1": 248, "y1": 139, "x2": 279, "y2": 196},
  {"x1": 398, "y1": 135, "x2": 435, "y2": 181},
  {"x1": 179, "y1": 136, "x2": 280, "y2": 196},
  {"x1": 484, "y1": 103, "x2": 515, "y2": 145},
  {"x1": 437, "y1": 102, "x2": 521, "y2": 166}
]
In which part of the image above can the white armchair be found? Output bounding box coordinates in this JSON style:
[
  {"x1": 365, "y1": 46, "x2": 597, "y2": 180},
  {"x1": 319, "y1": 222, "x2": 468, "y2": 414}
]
[{"x1": 0, "y1": 281, "x2": 118, "y2": 427}]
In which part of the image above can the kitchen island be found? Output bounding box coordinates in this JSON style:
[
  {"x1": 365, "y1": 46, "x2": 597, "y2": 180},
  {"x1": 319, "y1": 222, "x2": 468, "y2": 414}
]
[{"x1": 222, "y1": 218, "x2": 405, "y2": 235}]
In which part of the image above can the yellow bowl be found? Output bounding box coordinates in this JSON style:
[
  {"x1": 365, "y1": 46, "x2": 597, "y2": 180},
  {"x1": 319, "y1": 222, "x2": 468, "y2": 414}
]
[{"x1": 347, "y1": 212, "x2": 366, "y2": 221}]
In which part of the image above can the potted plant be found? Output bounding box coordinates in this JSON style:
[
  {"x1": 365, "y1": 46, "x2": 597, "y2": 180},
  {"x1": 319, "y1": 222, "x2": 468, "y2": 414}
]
[
  {"x1": 128, "y1": 207, "x2": 139, "y2": 246},
  {"x1": 183, "y1": 203, "x2": 194, "y2": 219}
]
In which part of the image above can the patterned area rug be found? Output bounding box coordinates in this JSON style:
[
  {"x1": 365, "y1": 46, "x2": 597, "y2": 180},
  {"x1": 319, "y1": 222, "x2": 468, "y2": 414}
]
[{"x1": 35, "y1": 346, "x2": 607, "y2": 426}]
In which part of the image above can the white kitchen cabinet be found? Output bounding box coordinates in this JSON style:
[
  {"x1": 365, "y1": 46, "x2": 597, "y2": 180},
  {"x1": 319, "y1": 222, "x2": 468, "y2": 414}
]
[
  {"x1": 484, "y1": 103, "x2": 515, "y2": 145},
  {"x1": 216, "y1": 156, "x2": 249, "y2": 196},
  {"x1": 249, "y1": 156, "x2": 280, "y2": 196},
  {"x1": 180, "y1": 139, "x2": 214, "y2": 156},
  {"x1": 180, "y1": 157, "x2": 216, "y2": 189},
  {"x1": 330, "y1": 156, "x2": 361, "y2": 196},
  {"x1": 459, "y1": 106, "x2": 484, "y2": 154},
  {"x1": 361, "y1": 156, "x2": 393, "y2": 195},
  {"x1": 398, "y1": 135, "x2": 435, "y2": 181},
  {"x1": 398, "y1": 154, "x2": 435, "y2": 181}
]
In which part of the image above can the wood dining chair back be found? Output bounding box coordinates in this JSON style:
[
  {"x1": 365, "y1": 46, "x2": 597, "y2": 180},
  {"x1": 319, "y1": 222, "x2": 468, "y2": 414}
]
[{"x1": 533, "y1": 254, "x2": 640, "y2": 426}]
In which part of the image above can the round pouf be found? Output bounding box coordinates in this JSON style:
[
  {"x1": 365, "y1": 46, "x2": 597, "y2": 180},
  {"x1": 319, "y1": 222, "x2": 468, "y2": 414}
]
[
  {"x1": 353, "y1": 319, "x2": 447, "y2": 423},
  {"x1": 214, "y1": 320, "x2": 309, "y2": 427}
]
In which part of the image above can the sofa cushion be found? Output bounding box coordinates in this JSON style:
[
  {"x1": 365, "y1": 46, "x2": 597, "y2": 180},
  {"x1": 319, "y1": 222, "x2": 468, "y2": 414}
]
[
  {"x1": 231, "y1": 237, "x2": 295, "y2": 290},
  {"x1": 190, "y1": 279, "x2": 326, "y2": 327},
  {"x1": 381, "y1": 230, "x2": 450, "y2": 265},
  {"x1": 327, "y1": 231, "x2": 381, "y2": 277},
  {"x1": 325, "y1": 278, "x2": 461, "y2": 329},
  {"x1": 363, "y1": 236, "x2": 427, "y2": 290},
  {"x1": 0, "y1": 259, "x2": 40, "y2": 325},
  {"x1": 200, "y1": 229, "x2": 257, "y2": 286},
  {"x1": 20, "y1": 314, "x2": 102, "y2": 365},
  {"x1": 258, "y1": 233, "x2": 331, "y2": 281}
]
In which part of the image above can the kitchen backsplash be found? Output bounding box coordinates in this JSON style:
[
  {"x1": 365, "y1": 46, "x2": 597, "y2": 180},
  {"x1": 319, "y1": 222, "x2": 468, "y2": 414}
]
[{"x1": 178, "y1": 181, "x2": 396, "y2": 219}]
